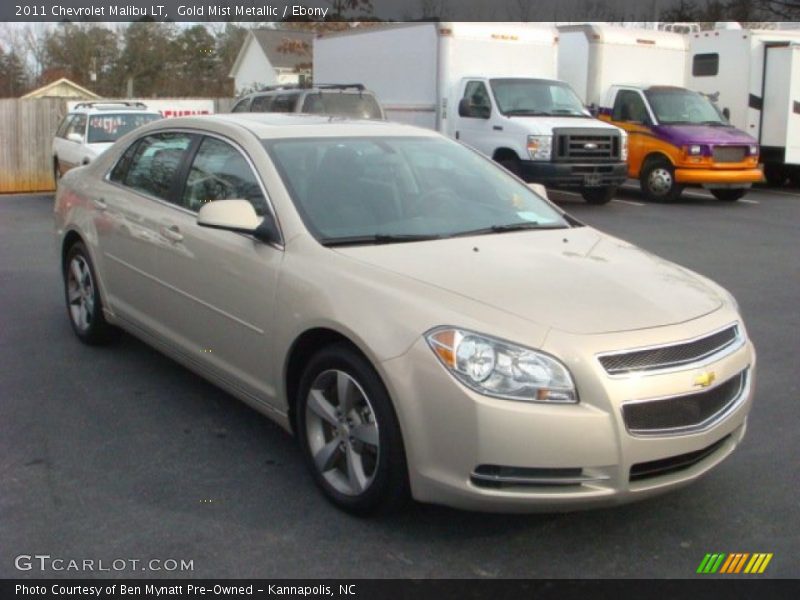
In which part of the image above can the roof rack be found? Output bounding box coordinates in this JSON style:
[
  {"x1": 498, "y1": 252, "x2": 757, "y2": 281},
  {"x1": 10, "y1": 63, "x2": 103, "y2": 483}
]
[
  {"x1": 73, "y1": 101, "x2": 149, "y2": 110},
  {"x1": 314, "y1": 83, "x2": 366, "y2": 91}
]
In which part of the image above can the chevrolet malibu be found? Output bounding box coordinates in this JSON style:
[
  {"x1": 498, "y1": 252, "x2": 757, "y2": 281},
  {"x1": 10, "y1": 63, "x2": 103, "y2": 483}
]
[{"x1": 54, "y1": 114, "x2": 755, "y2": 514}]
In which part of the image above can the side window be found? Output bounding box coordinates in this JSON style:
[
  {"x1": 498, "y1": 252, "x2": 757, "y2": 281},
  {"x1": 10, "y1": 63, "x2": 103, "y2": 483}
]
[
  {"x1": 56, "y1": 115, "x2": 74, "y2": 138},
  {"x1": 462, "y1": 81, "x2": 491, "y2": 118},
  {"x1": 66, "y1": 114, "x2": 87, "y2": 140},
  {"x1": 109, "y1": 141, "x2": 141, "y2": 183},
  {"x1": 122, "y1": 133, "x2": 194, "y2": 202},
  {"x1": 181, "y1": 136, "x2": 269, "y2": 216},
  {"x1": 612, "y1": 90, "x2": 649, "y2": 123},
  {"x1": 692, "y1": 53, "x2": 719, "y2": 77},
  {"x1": 231, "y1": 98, "x2": 251, "y2": 113},
  {"x1": 270, "y1": 94, "x2": 297, "y2": 113},
  {"x1": 250, "y1": 95, "x2": 273, "y2": 112}
]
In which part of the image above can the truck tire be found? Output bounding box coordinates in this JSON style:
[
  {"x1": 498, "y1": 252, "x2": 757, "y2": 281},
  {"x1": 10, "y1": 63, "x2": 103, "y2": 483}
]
[
  {"x1": 640, "y1": 158, "x2": 683, "y2": 202},
  {"x1": 581, "y1": 187, "x2": 616, "y2": 205},
  {"x1": 763, "y1": 163, "x2": 787, "y2": 187},
  {"x1": 497, "y1": 157, "x2": 522, "y2": 178},
  {"x1": 711, "y1": 189, "x2": 746, "y2": 202}
]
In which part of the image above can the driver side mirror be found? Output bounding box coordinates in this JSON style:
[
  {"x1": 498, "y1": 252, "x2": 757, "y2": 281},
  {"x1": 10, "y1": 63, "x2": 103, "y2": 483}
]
[
  {"x1": 67, "y1": 132, "x2": 84, "y2": 144},
  {"x1": 197, "y1": 199, "x2": 280, "y2": 244}
]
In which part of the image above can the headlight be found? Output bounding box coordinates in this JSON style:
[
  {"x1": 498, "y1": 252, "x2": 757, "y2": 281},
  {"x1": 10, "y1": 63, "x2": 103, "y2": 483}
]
[
  {"x1": 687, "y1": 144, "x2": 702, "y2": 156},
  {"x1": 426, "y1": 327, "x2": 578, "y2": 403},
  {"x1": 749, "y1": 144, "x2": 759, "y2": 156},
  {"x1": 527, "y1": 135, "x2": 552, "y2": 161},
  {"x1": 620, "y1": 131, "x2": 629, "y2": 161}
]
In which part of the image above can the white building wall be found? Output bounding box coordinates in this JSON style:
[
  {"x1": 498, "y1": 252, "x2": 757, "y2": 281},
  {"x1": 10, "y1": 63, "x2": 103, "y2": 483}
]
[{"x1": 233, "y1": 37, "x2": 278, "y2": 94}]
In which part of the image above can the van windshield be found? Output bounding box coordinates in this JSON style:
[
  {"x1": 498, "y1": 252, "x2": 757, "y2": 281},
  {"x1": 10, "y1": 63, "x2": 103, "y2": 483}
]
[
  {"x1": 644, "y1": 88, "x2": 726, "y2": 125},
  {"x1": 301, "y1": 92, "x2": 384, "y2": 119},
  {"x1": 265, "y1": 136, "x2": 569, "y2": 245},
  {"x1": 87, "y1": 113, "x2": 162, "y2": 143},
  {"x1": 490, "y1": 79, "x2": 587, "y2": 117}
]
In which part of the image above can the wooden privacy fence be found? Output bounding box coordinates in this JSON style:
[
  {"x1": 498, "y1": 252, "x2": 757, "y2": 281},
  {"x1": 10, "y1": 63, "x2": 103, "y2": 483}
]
[
  {"x1": 0, "y1": 98, "x2": 67, "y2": 194},
  {"x1": 0, "y1": 98, "x2": 237, "y2": 195}
]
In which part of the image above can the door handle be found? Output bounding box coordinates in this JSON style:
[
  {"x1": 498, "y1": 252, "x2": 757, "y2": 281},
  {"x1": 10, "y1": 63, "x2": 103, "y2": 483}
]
[
  {"x1": 92, "y1": 198, "x2": 107, "y2": 211},
  {"x1": 160, "y1": 224, "x2": 183, "y2": 243},
  {"x1": 455, "y1": 131, "x2": 460, "y2": 140},
  {"x1": 493, "y1": 125, "x2": 503, "y2": 131}
]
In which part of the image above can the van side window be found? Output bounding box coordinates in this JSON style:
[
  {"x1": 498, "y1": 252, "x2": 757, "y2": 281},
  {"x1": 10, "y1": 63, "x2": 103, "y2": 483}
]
[
  {"x1": 692, "y1": 53, "x2": 719, "y2": 77},
  {"x1": 231, "y1": 98, "x2": 251, "y2": 112},
  {"x1": 250, "y1": 95, "x2": 273, "y2": 112},
  {"x1": 612, "y1": 91, "x2": 648, "y2": 123},
  {"x1": 462, "y1": 81, "x2": 491, "y2": 118},
  {"x1": 270, "y1": 94, "x2": 297, "y2": 113}
]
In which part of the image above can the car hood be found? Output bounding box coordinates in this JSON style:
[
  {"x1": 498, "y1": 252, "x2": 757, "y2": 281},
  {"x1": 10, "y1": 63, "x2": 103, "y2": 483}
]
[
  {"x1": 335, "y1": 227, "x2": 724, "y2": 335},
  {"x1": 653, "y1": 124, "x2": 756, "y2": 147},
  {"x1": 506, "y1": 116, "x2": 620, "y2": 135}
]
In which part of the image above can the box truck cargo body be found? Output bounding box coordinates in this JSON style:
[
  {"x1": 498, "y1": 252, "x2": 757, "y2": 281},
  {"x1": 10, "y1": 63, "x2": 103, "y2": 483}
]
[
  {"x1": 688, "y1": 27, "x2": 800, "y2": 185},
  {"x1": 559, "y1": 24, "x2": 762, "y2": 202},
  {"x1": 315, "y1": 23, "x2": 628, "y2": 204}
]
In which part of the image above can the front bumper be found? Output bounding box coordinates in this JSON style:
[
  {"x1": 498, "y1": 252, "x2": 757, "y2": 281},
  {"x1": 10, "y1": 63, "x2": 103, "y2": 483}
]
[
  {"x1": 518, "y1": 160, "x2": 628, "y2": 188},
  {"x1": 380, "y1": 311, "x2": 755, "y2": 512},
  {"x1": 675, "y1": 167, "x2": 764, "y2": 187}
]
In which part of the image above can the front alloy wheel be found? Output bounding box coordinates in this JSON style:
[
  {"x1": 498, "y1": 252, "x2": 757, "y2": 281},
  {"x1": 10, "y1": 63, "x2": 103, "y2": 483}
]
[
  {"x1": 297, "y1": 344, "x2": 409, "y2": 515},
  {"x1": 64, "y1": 242, "x2": 117, "y2": 345}
]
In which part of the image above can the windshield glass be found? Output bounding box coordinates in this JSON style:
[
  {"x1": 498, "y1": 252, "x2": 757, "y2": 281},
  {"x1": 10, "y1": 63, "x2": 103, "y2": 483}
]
[
  {"x1": 490, "y1": 78, "x2": 587, "y2": 116},
  {"x1": 301, "y1": 92, "x2": 383, "y2": 119},
  {"x1": 87, "y1": 113, "x2": 162, "y2": 143},
  {"x1": 644, "y1": 88, "x2": 726, "y2": 125},
  {"x1": 265, "y1": 136, "x2": 569, "y2": 244}
]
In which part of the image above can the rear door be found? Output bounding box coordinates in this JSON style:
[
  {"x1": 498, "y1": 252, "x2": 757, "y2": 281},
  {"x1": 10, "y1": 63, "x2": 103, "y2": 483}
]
[{"x1": 147, "y1": 134, "x2": 282, "y2": 404}]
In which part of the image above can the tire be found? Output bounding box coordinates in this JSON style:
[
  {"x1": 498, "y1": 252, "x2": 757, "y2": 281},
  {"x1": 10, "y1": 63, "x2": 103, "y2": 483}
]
[
  {"x1": 53, "y1": 159, "x2": 61, "y2": 185},
  {"x1": 296, "y1": 343, "x2": 410, "y2": 515},
  {"x1": 581, "y1": 187, "x2": 616, "y2": 205},
  {"x1": 63, "y1": 242, "x2": 118, "y2": 345},
  {"x1": 640, "y1": 158, "x2": 684, "y2": 202},
  {"x1": 763, "y1": 163, "x2": 787, "y2": 187},
  {"x1": 711, "y1": 189, "x2": 746, "y2": 202},
  {"x1": 497, "y1": 156, "x2": 522, "y2": 178}
]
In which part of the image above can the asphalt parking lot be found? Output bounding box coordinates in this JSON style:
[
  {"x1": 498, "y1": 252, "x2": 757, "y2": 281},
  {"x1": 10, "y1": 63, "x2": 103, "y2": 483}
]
[{"x1": 1, "y1": 186, "x2": 798, "y2": 579}]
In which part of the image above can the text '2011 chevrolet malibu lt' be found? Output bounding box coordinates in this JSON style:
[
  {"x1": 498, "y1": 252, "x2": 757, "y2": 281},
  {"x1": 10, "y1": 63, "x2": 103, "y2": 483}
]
[{"x1": 54, "y1": 114, "x2": 755, "y2": 514}]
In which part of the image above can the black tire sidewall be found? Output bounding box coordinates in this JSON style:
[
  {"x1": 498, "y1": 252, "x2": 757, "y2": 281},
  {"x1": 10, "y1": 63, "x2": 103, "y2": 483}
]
[
  {"x1": 295, "y1": 344, "x2": 409, "y2": 515},
  {"x1": 581, "y1": 187, "x2": 615, "y2": 204}
]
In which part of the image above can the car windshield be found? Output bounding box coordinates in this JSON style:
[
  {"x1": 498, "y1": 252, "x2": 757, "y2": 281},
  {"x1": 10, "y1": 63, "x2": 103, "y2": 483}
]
[
  {"x1": 490, "y1": 78, "x2": 587, "y2": 117},
  {"x1": 265, "y1": 136, "x2": 569, "y2": 245},
  {"x1": 644, "y1": 88, "x2": 726, "y2": 125},
  {"x1": 301, "y1": 92, "x2": 384, "y2": 119},
  {"x1": 86, "y1": 113, "x2": 162, "y2": 143}
]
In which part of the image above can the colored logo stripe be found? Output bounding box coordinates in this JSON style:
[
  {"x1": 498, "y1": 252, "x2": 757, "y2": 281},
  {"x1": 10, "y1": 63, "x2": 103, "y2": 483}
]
[{"x1": 697, "y1": 553, "x2": 773, "y2": 574}]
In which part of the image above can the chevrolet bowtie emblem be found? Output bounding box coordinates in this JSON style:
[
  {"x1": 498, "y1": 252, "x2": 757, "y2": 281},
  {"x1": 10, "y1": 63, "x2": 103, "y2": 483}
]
[{"x1": 694, "y1": 371, "x2": 717, "y2": 388}]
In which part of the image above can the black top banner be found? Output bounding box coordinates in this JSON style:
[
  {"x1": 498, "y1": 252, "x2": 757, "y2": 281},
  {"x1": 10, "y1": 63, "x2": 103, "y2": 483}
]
[{"x1": 4, "y1": 0, "x2": 800, "y2": 22}]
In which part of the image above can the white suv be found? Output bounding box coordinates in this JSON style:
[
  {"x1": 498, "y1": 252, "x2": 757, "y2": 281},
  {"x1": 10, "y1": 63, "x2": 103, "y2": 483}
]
[{"x1": 52, "y1": 102, "x2": 162, "y2": 182}]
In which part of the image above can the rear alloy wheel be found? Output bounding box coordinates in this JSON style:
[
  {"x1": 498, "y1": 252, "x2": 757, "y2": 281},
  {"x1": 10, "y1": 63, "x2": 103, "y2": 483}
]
[
  {"x1": 64, "y1": 242, "x2": 118, "y2": 345},
  {"x1": 711, "y1": 189, "x2": 746, "y2": 202},
  {"x1": 296, "y1": 344, "x2": 409, "y2": 515},
  {"x1": 640, "y1": 159, "x2": 684, "y2": 202},
  {"x1": 581, "y1": 187, "x2": 616, "y2": 205}
]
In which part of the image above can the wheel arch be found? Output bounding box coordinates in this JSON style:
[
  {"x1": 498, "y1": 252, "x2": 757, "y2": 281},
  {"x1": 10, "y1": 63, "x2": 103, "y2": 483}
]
[
  {"x1": 641, "y1": 151, "x2": 674, "y2": 170},
  {"x1": 492, "y1": 147, "x2": 520, "y2": 162}
]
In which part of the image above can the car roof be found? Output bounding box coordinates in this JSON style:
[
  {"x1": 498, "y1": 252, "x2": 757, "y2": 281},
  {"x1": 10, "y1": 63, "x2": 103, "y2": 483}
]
[{"x1": 146, "y1": 113, "x2": 439, "y2": 140}]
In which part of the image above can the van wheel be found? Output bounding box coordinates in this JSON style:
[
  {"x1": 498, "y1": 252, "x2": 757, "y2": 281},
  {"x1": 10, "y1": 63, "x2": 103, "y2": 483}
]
[
  {"x1": 640, "y1": 159, "x2": 683, "y2": 202},
  {"x1": 64, "y1": 242, "x2": 118, "y2": 345},
  {"x1": 497, "y1": 157, "x2": 521, "y2": 178},
  {"x1": 581, "y1": 187, "x2": 616, "y2": 205},
  {"x1": 711, "y1": 189, "x2": 746, "y2": 202},
  {"x1": 296, "y1": 344, "x2": 410, "y2": 515},
  {"x1": 763, "y1": 164, "x2": 787, "y2": 187}
]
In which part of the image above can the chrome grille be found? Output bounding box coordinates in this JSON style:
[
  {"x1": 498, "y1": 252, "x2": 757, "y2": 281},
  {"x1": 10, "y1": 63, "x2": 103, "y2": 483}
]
[
  {"x1": 598, "y1": 325, "x2": 740, "y2": 375},
  {"x1": 554, "y1": 128, "x2": 620, "y2": 161},
  {"x1": 622, "y1": 370, "x2": 747, "y2": 435},
  {"x1": 712, "y1": 146, "x2": 747, "y2": 163}
]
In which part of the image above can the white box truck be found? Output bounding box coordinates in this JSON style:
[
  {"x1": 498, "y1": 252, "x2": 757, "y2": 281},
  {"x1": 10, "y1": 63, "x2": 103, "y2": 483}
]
[
  {"x1": 314, "y1": 22, "x2": 628, "y2": 204},
  {"x1": 687, "y1": 24, "x2": 800, "y2": 185},
  {"x1": 559, "y1": 24, "x2": 763, "y2": 202}
]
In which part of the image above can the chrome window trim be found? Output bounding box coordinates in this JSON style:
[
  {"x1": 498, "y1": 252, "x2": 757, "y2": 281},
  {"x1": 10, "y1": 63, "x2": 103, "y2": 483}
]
[
  {"x1": 621, "y1": 368, "x2": 750, "y2": 438},
  {"x1": 596, "y1": 322, "x2": 744, "y2": 378},
  {"x1": 102, "y1": 127, "x2": 285, "y2": 250}
]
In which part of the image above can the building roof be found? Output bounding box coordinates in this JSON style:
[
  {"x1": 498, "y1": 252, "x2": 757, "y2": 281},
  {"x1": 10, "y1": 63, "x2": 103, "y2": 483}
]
[
  {"x1": 230, "y1": 29, "x2": 314, "y2": 78},
  {"x1": 20, "y1": 77, "x2": 100, "y2": 100}
]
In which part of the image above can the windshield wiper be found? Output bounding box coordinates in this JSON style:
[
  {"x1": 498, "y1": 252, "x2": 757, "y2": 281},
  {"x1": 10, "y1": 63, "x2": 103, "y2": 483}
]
[
  {"x1": 699, "y1": 120, "x2": 729, "y2": 126},
  {"x1": 453, "y1": 222, "x2": 568, "y2": 237},
  {"x1": 320, "y1": 233, "x2": 443, "y2": 247},
  {"x1": 504, "y1": 109, "x2": 548, "y2": 116}
]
